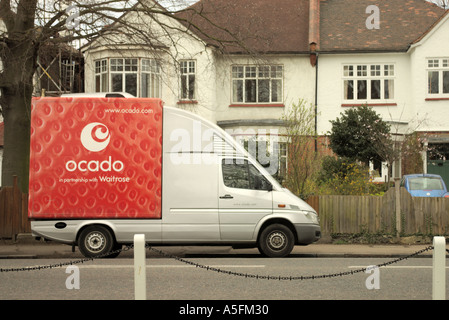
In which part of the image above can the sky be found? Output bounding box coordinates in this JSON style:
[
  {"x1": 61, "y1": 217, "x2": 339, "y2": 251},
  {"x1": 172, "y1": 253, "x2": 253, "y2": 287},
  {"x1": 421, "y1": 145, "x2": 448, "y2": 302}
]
[{"x1": 156, "y1": 0, "x2": 199, "y2": 11}]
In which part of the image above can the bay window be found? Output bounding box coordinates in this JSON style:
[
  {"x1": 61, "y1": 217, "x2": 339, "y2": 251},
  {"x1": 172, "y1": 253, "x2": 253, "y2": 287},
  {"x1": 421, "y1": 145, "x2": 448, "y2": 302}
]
[{"x1": 94, "y1": 58, "x2": 161, "y2": 98}]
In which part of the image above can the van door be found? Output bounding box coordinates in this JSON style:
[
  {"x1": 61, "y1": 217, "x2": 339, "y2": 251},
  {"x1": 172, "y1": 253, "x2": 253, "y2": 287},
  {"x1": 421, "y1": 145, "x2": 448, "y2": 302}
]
[
  {"x1": 161, "y1": 109, "x2": 221, "y2": 242},
  {"x1": 218, "y1": 158, "x2": 273, "y2": 240},
  {"x1": 162, "y1": 158, "x2": 220, "y2": 242}
]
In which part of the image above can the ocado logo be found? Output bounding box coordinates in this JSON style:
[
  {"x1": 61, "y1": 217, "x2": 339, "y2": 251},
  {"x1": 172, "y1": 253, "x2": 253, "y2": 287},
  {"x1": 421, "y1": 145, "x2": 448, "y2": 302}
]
[
  {"x1": 80, "y1": 122, "x2": 111, "y2": 152},
  {"x1": 65, "y1": 122, "x2": 124, "y2": 173}
]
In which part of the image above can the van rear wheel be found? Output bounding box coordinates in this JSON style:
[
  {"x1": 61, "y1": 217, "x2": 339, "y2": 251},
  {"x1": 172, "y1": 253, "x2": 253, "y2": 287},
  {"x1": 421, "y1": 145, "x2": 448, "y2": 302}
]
[
  {"x1": 78, "y1": 226, "x2": 115, "y2": 258},
  {"x1": 258, "y1": 224, "x2": 294, "y2": 257}
]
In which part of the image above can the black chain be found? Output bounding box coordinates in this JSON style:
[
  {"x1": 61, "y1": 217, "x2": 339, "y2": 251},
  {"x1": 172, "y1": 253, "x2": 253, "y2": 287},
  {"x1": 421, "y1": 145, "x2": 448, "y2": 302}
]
[
  {"x1": 147, "y1": 245, "x2": 435, "y2": 281},
  {"x1": 0, "y1": 245, "x2": 131, "y2": 273},
  {"x1": 0, "y1": 244, "x2": 436, "y2": 280}
]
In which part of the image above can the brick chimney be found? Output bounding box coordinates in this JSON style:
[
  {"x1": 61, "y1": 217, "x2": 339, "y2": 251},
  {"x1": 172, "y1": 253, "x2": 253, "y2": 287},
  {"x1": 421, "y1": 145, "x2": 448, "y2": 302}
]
[{"x1": 309, "y1": 0, "x2": 320, "y2": 66}]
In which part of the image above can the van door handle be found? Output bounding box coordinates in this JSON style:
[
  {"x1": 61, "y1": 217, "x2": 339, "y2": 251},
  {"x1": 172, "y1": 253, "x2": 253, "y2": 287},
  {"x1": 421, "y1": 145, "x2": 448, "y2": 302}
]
[{"x1": 220, "y1": 194, "x2": 234, "y2": 199}]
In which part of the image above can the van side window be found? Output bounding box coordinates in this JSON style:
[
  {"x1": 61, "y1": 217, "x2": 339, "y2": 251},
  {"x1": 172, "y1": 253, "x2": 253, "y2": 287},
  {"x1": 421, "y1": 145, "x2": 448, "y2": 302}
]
[{"x1": 222, "y1": 159, "x2": 272, "y2": 191}]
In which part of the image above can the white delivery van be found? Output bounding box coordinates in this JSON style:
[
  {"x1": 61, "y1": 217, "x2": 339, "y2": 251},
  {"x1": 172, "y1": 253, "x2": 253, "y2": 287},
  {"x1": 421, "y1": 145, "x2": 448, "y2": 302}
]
[{"x1": 29, "y1": 97, "x2": 320, "y2": 258}]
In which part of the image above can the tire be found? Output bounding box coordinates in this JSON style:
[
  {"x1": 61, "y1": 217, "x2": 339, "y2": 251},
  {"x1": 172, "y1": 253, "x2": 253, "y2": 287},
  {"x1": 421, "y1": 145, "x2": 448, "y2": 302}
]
[
  {"x1": 258, "y1": 224, "x2": 295, "y2": 257},
  {"x1": 78, "y1": 225, "x2": 115, "y2": 258}
]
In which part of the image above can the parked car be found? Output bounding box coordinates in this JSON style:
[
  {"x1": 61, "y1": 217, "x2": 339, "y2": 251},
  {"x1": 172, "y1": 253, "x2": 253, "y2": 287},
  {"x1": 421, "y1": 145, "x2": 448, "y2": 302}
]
[{"x1": 401, "y1": 174, "x2": 449, "y2": 197}]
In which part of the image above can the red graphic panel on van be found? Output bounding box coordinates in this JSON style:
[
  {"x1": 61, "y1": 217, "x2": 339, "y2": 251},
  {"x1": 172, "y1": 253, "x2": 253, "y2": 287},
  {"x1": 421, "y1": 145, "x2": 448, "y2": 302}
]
[{"x1": 28, "y1": 97, "x2": 163, "y2": 219}]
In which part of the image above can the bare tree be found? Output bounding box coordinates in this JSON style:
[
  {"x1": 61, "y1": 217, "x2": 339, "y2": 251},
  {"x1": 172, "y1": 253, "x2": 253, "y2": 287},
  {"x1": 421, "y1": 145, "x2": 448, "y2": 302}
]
[
  {"x1": 367, "y1": 110, "x2": 428, "y2": 186},
  {"x1": 0, "y1": 0, "x2": 249, "y2": 192},
  {"x1": 281, "y1": 99, "x2": 321, "y2": 199}
]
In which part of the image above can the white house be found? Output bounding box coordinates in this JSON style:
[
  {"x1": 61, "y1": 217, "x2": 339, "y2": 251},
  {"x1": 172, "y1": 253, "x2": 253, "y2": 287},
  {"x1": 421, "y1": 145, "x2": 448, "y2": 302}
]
[
  {"x1": 82, "y1": 0, "x2": 449, "y2": 183},
  {"x1": 409, "y1": 9, "x2": 449, "y2": 184},
  {"x1": 316, "y1": 0, "x2": 449, "y2": 181}
]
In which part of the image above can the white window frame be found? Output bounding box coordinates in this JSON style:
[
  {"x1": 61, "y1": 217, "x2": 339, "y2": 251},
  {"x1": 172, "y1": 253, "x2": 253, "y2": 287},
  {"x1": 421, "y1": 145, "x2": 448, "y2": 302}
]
[
  {"x1": 141, "y1": 59, "x2": 161, "y2": 98},
  {"x1": 180, "y1": 60, "x2": 196, "y2": 100},
  {"x1": 231, "y1": 65, "x2": 283, "y2": 104},
  {"x1": 94, "y1": 58, "x2": 161, "y2": 98},
  {"x1": 110, "y1": 58, "x2": 138, "y2": 97},
  {"x1": 278, "y1": 141, "x2": 288, "y2": 179},
  {"x1": 95, "y1": 59, "x2": 108, "y2": 92},
  {"x1": 342, "y1": 63, "x2": 395, "y2": 103},
  {"x1": 426, "y1": 58, "x2": 449, "y2": 97}
]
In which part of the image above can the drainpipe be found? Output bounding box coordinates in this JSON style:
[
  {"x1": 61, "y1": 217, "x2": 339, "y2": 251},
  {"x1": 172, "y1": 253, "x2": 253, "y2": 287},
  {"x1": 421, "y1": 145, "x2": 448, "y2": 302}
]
[
  {"x1": 314, "y1": 53, "x2": 319, "y2": 153},
  {"x1": 309, "y1": 0, "x2": 320, "y2": 152}
]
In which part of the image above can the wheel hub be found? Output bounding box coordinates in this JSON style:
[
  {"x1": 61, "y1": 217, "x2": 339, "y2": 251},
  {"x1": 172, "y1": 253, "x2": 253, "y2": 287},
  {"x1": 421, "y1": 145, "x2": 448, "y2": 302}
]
[
  {"x1": 268, "y1": 232, "x2": 286, "y2": 250},
  {"x1": 86, "y1": 232, "x2": 105, "y2": 252}
]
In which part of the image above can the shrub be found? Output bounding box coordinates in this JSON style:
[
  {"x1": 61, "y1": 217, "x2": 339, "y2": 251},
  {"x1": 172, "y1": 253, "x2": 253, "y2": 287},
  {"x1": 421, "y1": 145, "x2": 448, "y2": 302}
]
[{"x1": 317, "y1": 157, "x2": 371, "y2": 195}]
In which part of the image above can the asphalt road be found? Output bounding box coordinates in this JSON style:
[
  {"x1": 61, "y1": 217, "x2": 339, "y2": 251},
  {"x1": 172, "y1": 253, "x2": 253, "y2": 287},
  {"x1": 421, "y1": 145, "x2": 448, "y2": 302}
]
[{"x1": 0, "y1": 256, "x2": 446, "y2": 301}]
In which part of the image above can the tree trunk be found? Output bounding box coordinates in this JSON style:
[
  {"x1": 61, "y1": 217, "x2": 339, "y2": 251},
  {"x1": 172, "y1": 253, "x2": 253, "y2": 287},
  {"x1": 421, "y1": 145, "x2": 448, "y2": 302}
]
[
  {"x1": 1, "y1": 41, "x2": 38, "y2": 193},
  {"x1": 0, "y1": 0, "x2": 39, "y2": 193},
  {"x1": 2, "y1": 87, "x2": 33, "y2": 193}
]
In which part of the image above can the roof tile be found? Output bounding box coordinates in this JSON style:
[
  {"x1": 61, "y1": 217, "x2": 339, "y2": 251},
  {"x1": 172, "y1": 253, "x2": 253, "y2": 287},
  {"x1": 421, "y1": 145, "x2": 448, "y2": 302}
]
[
  {"x1": 176, "y1": 0, "x2": 447, "y2": 54},
  {"x1": 176, "y1": 0, "x2": 310, "y2": 53},
  {"x1": 320, "y1": 0, "x2": 447, "y2": 52}
]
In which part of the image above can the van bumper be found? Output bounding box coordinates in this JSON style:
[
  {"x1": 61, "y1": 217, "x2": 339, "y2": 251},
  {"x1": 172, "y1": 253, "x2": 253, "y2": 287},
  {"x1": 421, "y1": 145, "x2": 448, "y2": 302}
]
[{"x1": 294, "y1": 223, "x2": 321, "y2": 245}]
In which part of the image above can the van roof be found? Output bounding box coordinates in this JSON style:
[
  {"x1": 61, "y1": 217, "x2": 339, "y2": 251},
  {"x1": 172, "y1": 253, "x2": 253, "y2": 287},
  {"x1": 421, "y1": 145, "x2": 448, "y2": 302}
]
[{"x1": 60, "y1": 92, "x2": 135, "y2": 98}]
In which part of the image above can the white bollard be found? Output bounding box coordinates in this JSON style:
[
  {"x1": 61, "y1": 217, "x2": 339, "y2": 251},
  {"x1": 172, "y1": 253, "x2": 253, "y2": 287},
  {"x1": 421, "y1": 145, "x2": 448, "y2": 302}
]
[
  {"x1": 432, "y1": 236, "x2": 446, "y2": 300},
  {"x1": 134, "y1": 234, "x2": 147, "y2": 300}
]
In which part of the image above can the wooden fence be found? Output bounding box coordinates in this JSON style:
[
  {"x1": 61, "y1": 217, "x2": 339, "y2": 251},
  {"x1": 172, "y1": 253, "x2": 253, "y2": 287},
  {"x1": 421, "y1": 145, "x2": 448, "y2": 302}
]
[
  {"x1": 0, "y1": 176, "x2": 30, "y2": 239},
  {"x1": 2, "y1": 178, "x2": 449, "y2": 239},
  {"x1": 306, "y1": 187, "x2": 449, "y2": 236}
]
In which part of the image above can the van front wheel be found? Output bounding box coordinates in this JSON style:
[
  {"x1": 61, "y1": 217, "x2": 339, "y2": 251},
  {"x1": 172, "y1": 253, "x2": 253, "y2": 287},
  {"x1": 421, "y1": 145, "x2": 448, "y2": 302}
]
[{"x1": 258, "y1": 224, "x2": 295, "y2": 257}]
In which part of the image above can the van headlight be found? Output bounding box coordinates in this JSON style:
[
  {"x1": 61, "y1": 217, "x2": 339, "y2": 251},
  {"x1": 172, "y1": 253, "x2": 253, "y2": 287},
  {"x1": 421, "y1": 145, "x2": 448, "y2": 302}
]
[{"x1": 304, "y1": 211, "x2": 319, "y2": 224}]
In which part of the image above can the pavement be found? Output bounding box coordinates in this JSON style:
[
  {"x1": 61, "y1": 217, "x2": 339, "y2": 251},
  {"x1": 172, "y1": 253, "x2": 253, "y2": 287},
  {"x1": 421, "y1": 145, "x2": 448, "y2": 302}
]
[{"x1": 0, "y1": 234, "x2": 439, "y2": 259}]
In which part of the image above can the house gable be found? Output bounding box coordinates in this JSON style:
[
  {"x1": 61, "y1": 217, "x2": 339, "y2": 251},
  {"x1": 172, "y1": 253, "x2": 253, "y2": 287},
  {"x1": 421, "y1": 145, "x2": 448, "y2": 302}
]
[
  {"x1": 83, "y1": 0, "x2": 206, "y2": 53},
  {"x1": 410, "y1": 8, "x2": 449, "y2": 48}
]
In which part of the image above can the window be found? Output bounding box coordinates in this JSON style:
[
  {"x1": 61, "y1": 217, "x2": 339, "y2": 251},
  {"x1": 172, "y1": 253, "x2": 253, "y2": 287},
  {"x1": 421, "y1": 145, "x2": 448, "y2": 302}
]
[
  {"x1": 427, "y1": 58, "x2": 449, "y2": 96},
  {"x1": 141, "y1": 59, "x2": 161, "y2": 98},
  {"x1": 222, "y1": 159, "x2": 272, "y2": 191},
  {"x1": 428, "y1": 143, "x2": 449, "y2": 161},
  {"x1": 95, "y1": 59, "x2": 108, "y2": 92},
  {"x1": 232, "y1": 65, "x2": 283, "y2": 104},
  {"x1": 94, "y1": 58, "x2": 161, "y2": 98},
  {"x1": 110, "y1": 58, "x2": 138, "y2": 97},
  {"x1": 180, "y1": 60, "x2": 196, "y2": 100},
  {"x1": 278, "y1": 142, "x2": 288, "y2": 180},
  {"x1": 343, "y1": 64, "x2": 394, "y2": 102}
]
